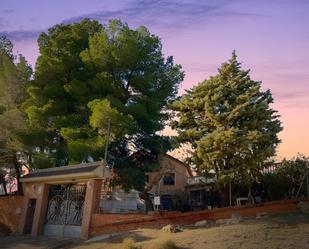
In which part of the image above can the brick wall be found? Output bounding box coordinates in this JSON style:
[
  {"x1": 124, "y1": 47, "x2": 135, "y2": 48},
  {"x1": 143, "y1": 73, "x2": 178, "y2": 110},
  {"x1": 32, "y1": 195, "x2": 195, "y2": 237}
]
[
  {"x1": 92, "y1": 213, "x2": 150, "y2": 225},
  {"x1": 0, "y1": 196, "x2": 24, "y2": 233},
  {"x1": 90, "y1": 199, "x2": 303, "y2": 237}
]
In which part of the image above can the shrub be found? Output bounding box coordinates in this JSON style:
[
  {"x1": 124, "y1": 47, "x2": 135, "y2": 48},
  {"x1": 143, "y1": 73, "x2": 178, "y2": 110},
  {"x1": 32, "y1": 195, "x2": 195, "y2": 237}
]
[
  {"x1": 146, "y1": 239, "x2": 179, "y2": 249},
  {"x1": 122, "y1": 238, "x2": 142, "y2": 249},
  {"x1": 262, "y1": 155, "x2": 309, "y2": 200}
]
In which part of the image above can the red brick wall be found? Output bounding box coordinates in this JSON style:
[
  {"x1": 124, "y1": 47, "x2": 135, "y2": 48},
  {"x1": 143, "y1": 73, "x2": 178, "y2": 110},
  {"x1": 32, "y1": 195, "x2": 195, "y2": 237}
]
[
  {"x1": 92, "y1": 213, "x2": 150, "y2": 225},
  {"x1": 0, "y1": 196, "x2": 24, "y2": 233},
  {"x1": 90, "y1": 199, "x2": 303, "y2": 237}
]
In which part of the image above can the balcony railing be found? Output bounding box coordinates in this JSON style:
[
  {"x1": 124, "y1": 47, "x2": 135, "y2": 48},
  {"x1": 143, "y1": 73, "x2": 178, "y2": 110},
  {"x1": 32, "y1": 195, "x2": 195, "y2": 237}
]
[{"x1": 187, "y1": 176, "x2": 216, "y2": 186}]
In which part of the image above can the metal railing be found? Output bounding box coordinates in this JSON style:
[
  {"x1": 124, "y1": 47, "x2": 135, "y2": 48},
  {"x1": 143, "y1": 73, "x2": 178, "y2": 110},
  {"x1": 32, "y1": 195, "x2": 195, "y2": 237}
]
[{"x1": 187, "y1": 176, "x2": 216, "y2": 186}]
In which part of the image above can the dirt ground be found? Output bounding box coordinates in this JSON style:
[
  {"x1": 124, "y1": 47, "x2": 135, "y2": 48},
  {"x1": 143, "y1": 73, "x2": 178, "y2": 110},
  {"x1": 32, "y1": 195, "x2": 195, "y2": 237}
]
[
  {"x1": 73, "y1": 212, "x2": 309, "y2": 249},
  {"x1": 1, "y1": 235, "x2": 78, "y2": 249},
  {"x1": 2, "y1": 212, "x2": 309, "y2": 249}
]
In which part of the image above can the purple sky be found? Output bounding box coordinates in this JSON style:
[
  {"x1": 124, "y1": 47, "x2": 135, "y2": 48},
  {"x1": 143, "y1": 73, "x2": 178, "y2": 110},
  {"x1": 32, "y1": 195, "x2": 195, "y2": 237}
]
[{"x1": 1, "y1": 0, "x2": 308, "y2": 159}]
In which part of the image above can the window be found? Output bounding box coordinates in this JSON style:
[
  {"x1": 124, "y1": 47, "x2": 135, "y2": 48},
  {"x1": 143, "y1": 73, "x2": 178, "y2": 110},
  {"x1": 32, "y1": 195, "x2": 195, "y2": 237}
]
[{"x1": 163, "y1": 173, "x2": 175, "y2": 185}]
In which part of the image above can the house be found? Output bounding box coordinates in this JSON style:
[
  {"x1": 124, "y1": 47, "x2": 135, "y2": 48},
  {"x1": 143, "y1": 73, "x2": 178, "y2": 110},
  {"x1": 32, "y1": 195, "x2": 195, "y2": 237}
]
[
  {"x1": 99, "y1": 154, "x2": 193, "y2": 212},
  {"x1": 146, "y1": 154, "x2": 193, "y2": 210}
]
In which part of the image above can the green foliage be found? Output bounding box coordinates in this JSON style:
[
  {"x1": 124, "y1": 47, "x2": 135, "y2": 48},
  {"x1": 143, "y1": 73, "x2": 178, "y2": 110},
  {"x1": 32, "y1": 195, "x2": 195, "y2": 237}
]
[
  {"x1": 23, "y1": 19, "x2": 183, "y2": 190},
  {"x1": 0, "y1": 36, "x2": 32, "y2": 149},
  {"x1": 0, "y1": 36, "x2": 33, "y2": 194},
  {"x1": 60, "y1": 127, "x2": 104, "y2": 163},
  {"x1": 31, "y1": 152, "x2": 55, "y2": 169},
  {"x1": 0, "y1": 36, "x2": 13, "y2": 60},
  {"x1": 171, "y1": 51, "x2": 282, "y2": 186},
  {"x1": 88, "y1": 99, "x2": 137, "y2": 138},
  {"x1": 264, "y1": 155, "x2": 309, "y2": 200}
]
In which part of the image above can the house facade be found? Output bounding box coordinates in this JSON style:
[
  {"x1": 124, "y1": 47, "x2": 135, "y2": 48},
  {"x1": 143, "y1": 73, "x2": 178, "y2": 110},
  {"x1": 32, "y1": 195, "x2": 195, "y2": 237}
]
[
  {"x1": 146, "y1": 154, "x2": 193, "y2": 210},
  {"x1": 99, "y1": 154, "x2": 194, "y2": 212}
]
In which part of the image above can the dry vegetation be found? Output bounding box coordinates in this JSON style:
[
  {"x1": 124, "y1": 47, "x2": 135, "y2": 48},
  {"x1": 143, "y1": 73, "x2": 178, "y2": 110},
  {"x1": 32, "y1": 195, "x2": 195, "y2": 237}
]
[
  {"x1": 71, "y1": 212, "x2": 309, "y2": 249},
  {"x1": 122, "y1": 238, "x2": 178, "y2": 249}
]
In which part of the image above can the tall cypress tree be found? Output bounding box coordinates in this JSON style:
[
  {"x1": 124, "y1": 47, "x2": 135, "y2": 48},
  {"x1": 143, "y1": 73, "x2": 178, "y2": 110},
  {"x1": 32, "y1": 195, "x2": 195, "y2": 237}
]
[{"x1": 172, "y1": 52, "x2": 282, "y2": 186}]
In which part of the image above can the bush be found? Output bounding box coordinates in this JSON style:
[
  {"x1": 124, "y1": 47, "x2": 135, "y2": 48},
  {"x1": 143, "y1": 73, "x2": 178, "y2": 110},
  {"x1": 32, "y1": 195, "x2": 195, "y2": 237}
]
[
  {"x1": 262, "y1": 155, "x2": 309, "y2": 200},
  {"x1": 146, "y1": 239, "x2": 179, "y2": 249},
  {"x1": 122, "y1": 238, "x2": 142, "y2": 249}
]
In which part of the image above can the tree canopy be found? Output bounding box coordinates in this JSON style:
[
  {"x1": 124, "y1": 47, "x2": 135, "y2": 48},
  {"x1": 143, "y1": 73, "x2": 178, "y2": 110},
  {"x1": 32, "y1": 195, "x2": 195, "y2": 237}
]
[
  {"x1": 23, "y1": 19, "x2": 184, "y2": 190},
  {"x1": 0, "y1": 36, "x2": 32, "y2": 194},
  {"x1": 171, "y1": 52, "x2": 282, "y2": 186}
]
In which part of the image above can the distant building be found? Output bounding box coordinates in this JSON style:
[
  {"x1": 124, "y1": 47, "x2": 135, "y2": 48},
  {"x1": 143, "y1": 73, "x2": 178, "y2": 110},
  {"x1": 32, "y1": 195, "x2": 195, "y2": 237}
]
[
  {"x1": 99, "y1": 154, "x2": 194, "y2": 212},
  {"x1": 98, "y1": 154, "x2": 218, "y2": 212},
  {"x1": 146, "y1": 154, "x2": 193, "y2": 211}
]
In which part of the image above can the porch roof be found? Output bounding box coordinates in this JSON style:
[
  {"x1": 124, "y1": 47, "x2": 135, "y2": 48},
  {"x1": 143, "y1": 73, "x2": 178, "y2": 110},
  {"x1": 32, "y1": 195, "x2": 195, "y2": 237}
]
[{"x1": 20, "y1": 161, "x2": 111, "y2": 183}]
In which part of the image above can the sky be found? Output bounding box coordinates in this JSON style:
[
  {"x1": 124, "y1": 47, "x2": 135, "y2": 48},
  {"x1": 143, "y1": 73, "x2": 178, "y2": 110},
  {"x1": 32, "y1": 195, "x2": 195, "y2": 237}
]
[{"x1": 0, "y1": 0, "x2": 308, "y2": 160}]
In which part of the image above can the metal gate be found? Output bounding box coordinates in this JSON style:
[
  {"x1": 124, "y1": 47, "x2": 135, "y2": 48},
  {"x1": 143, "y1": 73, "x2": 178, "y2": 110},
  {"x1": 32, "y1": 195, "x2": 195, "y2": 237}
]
[{"x1": 45, "y1": 184, "x2": 86, "y2": 226}]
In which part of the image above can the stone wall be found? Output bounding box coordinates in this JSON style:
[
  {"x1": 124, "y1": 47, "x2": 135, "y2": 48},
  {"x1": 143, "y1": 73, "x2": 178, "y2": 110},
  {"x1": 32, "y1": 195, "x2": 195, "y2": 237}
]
[
  {"x1": 90, "y1": 199, "x2": 303, "y2": 237},
  {"x1": 0, "y1": 195, "x2": 24, "y2": 233}
]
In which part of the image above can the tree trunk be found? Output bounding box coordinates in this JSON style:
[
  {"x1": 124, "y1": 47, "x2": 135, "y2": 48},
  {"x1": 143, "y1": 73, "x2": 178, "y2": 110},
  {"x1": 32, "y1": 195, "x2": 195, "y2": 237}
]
[
  {"x1": 139, "y1": 192, "x2": 153, "y2": 212},
  {"x1": 13, "y1": 154, "x2": 23, "y2": 195},
  {"x1": 247, "y1": 186, "x2": 254, "y2": 204},
  {"x1": 139, "y1": 154, "x2": 166, "y2": 212},
  {"x1": 0, "y1": 173, "x2": 8, "y2": 195}
]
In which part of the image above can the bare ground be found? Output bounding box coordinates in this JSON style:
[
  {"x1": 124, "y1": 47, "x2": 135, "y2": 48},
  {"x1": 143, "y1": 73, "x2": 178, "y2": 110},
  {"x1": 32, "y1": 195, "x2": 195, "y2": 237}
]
[
  {"x1": 1, "y1": 212, "x2": 309, "y2": 249},
  {"x1": 73, "y1": 212, "x2": 309, "y2": 249}
]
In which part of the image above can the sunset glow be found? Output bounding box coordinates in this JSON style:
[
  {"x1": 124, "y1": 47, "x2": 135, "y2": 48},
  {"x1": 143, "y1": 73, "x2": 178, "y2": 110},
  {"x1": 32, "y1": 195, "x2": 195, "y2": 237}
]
[{"x1": 1, "y1": 0, "x2": 308, "y2": 159}]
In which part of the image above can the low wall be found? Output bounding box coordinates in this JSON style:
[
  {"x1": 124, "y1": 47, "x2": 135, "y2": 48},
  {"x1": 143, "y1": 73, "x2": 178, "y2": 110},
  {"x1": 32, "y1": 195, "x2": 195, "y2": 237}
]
[
  {"x1": 0, "y1": 195, "x2": 24, "y2": 233},
  {"x1": 91, "y1": 213, "x2": 150, "y2": 225},
  {"x1": 90, "y1": 199, "x2": 302, "y2": 236}
]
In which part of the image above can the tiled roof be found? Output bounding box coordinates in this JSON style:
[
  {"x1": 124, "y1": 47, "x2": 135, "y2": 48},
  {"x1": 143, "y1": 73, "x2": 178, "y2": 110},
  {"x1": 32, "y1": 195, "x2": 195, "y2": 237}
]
[{"x1": 21, "y1": 161, "x2": 103, "y2": 180}]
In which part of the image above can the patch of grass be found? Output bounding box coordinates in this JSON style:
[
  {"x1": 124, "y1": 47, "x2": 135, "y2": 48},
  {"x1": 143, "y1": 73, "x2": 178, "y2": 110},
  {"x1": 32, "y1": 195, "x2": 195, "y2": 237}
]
[
  {"x1": 122, "y1": 238, "x2": 142, "y2": 249},
  {"x1": 145, "y1": 239, "x2": 179, "y2": 249}
]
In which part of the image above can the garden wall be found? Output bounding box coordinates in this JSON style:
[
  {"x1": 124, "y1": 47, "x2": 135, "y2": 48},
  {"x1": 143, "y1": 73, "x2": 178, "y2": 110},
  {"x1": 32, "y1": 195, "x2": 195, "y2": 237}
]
[
  {"x1": 0, "y1": 195, "x2": 24, "y2": 233},
  {"x1": 90, "y1": 199, "x2": 303, "y2": 236}
]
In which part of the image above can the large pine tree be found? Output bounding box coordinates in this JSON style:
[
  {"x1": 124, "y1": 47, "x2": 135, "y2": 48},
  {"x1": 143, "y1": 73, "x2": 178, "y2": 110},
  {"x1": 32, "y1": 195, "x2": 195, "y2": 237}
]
[
  {"x1": 171, "y1": 52, "x2": 282, "y2": 186},
  {"x1": 23, "y1": 19, "x2": 184, "y2": 190}
]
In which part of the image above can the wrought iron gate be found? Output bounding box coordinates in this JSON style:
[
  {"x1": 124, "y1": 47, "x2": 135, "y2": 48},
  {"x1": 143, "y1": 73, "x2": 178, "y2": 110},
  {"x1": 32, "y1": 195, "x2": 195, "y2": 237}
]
[{"x1": 45, "y1": 184, "x2": 86, "y2": 226}]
